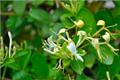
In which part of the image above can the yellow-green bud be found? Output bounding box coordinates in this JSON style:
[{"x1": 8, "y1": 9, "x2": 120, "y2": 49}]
[
  {"x1": 58, "y1": 28, "x2": 66, "y2": 34},
  {"x1": 97, "y1": 20, "x2": 105, "y2": 26},
  {"x1": 74, "y1": 20, "x2": 84, "y2": 28}
]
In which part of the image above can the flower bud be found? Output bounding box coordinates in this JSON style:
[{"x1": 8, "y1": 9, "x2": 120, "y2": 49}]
[
  {"x1": 97, "y1": 20, "x2": 105, "y2": 26},
  {"x1": 58, "y1": 28, "x2": 66, "y2": 34},
  {"x1": 74, "y1": 20, "x2": 84, "y2": 28},
  {"x1": 92, "y1": 38, "x2": 99, "y2": 49},
  {"x1": 77, "y1": 31, "x2": 86, "y2": 36}
]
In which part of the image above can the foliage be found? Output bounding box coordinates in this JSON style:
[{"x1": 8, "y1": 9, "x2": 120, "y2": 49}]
[{"x1": 0, "y1": 0, "x2": 120, "y2": 80}]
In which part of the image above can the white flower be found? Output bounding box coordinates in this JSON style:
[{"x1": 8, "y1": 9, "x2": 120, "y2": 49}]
[
  {"x1": 77, "y1": 31, "x2": 86, "y2": 36},
  {"x1": 67, "y1": 42, "x2": 77, "y2": 55},
  {"x1": 92, "y1": 38, "x2": 99, "y2": 49},
  {"x1": 43, "y1": 36, "x2": 59, "y2": 54},
  {"x1": 67, "y1": 42, "x2": 84, "y2": 62},
  {"x1": 102, "y1": 32, "x2": 110, "y2": 42},
  {"x1": 76, "y1": 31, "x2": 87, "y2": 47}
]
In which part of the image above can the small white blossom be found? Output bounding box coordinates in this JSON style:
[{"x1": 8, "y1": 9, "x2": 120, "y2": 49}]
[
  {"x1": 77, "y1": 31, "x2": 86, "y2": 36},
  {"x1": 102, "y1": 32, "x2": 110, "y2": 42},
  {"x1": 76, "y1": 31, "x2": 87, "y2": 47},
  {"x1": 43, "y1": 36, "x2": 59, "y2": 54},
  {"x1": 67, "y1": 42, "x2": 77, "y2": 55},
  {"x1": 92, "y1": 38, "x2": 99, "y2": 49},
  {"x1": 67, "y1": 42, "x2": 84, "y2": 62}
]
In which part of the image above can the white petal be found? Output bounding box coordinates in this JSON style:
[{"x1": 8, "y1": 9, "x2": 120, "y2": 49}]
[
  {"x1": 67, "y1": 42, "x2": 77, "y2": 55},
  {"x1": 75, "y1": 54, "x2": 84, "y2": 62},
  {"x1": 8, "y1": 31, "x2": 12, "y2": 57},
  {"x1": 102, "y1": 32, "x2": 110, "y2": 42}
]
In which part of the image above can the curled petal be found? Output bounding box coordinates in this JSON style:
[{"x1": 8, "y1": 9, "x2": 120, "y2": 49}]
[
  {"x1": 67, "y1": 42, "x2": 84, "y2": 62},
  {"x1": 58, "y1": 28, "x2": 66, "y2": 34},
  {"x1": 67, "y1": 42, "x2": 77, "y2": 55},
  {"x1": 92, "y1": 38, "x2": 99, "y2": 49},
  {"x1": 75, "y1": 54, "x2": 84, "y2": 62},
  {"x1": 102, "y1": 32, "x2": 110, "y2": 42}
]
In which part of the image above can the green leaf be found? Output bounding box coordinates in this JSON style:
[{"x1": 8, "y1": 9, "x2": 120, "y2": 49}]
[
  {"x1": 2, "y1": 58, "x2": 15, "y2": 67},
  {"x1": 71, "y1": 60, "x2": 84, "y2": 74},
  {"x1": 99, "y1": 44, "x2": 114, "y2": 65},
  {"x1": 46, "y1": 0, "x2": 54, "y2": 6},
  {"x1": 62, "y1": 0, "x2": 85, "y2": 14},
  {"x1": 29, "y1": 8, "x2": 52, "y2": 23},
  {"x1": 78, "y1": 48, "x2": 87, "y2": 56},
  {"x1": 112, "y1": 7, "x2": 120, "y2": 17},
  {"x1": 75, "y1": 0, "x2": 85, "y2": 14},
  {"x1": 7, "y1": 62, "x2": 21, "y2": 70},
  {"x1": 60, "y1": 12, "x2": 74, "y2": 28},
  {"x1": 14, "y1": 50, "x2": 29, "y2": 58},
  {"x1": 13, "y1": 0, "x2": 26, "y2": 15},
  {"x1": 76, "y1": 74, "x2": 92, "y2": 80},
  {"x1": 115, "y1": 1, "x2": 120, "y2": 7},
  {"x1": 6, "y1": 16, "x2": 27, "y2": 37},
  {"x1": 84, "y1": 53, "x2": 96, "y2": 68},
  {"x1": 15, "y1": 49, "x2": 31, "y2": 70},
  {"x1": 95, "y1": 10, "x2": 113, "y2": 26},
  {"x1": 32, "y1": 0, "x2": 45, "y2": 6},
  {"x1": 12, "y1": 71, "x2": 32, "y2": 80},
  {"x1": 63, "y1": 59, "x2": 71, "y2": 68},
  {"x1": 31, "y1": 51, "x2": 49, "y2": 78},
  {"x1": 113, "y1": 15, "x2": 120, "y2": 30},
  {"x1": 109, "y1": 54, "x2": 120, "y2": 75},
  {"x1": 76, "y1": 8, "x2": 97, "y2": 35}
]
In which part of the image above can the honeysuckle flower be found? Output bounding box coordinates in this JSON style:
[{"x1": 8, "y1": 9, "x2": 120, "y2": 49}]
[
  {"x1": 43, "y1": 36, "x2": 59, "y2": 54},
  {"x1": 58, "y1": 28, "x2": 66, "y2": 34},
  {"x1": 8, "y1": 31, "x2": 16, "y2": 57},
  {"x1": 91, "y1": 38, "x2": 102, "y2": 60},
  {"x1": 0, "y1": 31, "x2": 16, "y2": 64},
  {"x1": 102, "y1": 32, "x2": 110, "y2": 42},
  {"x1": 91, "y1": 38, "x2": 99, "y2": 49},
  {"x1": 97, "y1": 20, "x2": 105, "y2": 26},
  {"x1": 67, "y1": 42, "x2": 84, "y2": 62},
  {"x1": 77, "y1": 31, "x2": 86, "y2": 36},
  {"x1": 76, "y1": 31, "x2": 87, "y2": 47}
]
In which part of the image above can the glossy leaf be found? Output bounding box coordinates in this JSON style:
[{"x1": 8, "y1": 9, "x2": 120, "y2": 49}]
[
  {"x1": 31, "y1": 51, "x2": 49, "y2": 78},
  {"x1": 13, "y1": 0, "x2": 26, "y2": 15},
  {"x1": 99, "y1": 44, "x2": 114, "y2": 65},
  {"x1": 29, "y1": 8, "x2": 52, "y2": 23},
  {"x1": 71, "y1": 60, "x2": 84, "y2": 74},
  {"x1": 76, "y1": 8, "x2": 97, "y2": 35},
  {"x1": 32, "y1": 0, "x2": 45, "y2": 6}
]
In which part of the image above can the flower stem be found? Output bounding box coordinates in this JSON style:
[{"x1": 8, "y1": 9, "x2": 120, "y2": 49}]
[
  {"x1": 2, "y1": 67, "x2": 7, "y2": 80},
  {"x1": 93, "y1": 26, "x2": 104, "y2": 37}
]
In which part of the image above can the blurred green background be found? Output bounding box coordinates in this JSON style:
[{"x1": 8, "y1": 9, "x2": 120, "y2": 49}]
[{"x1": 0, "y1": 0, "x2": 120, "y2": 80}]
